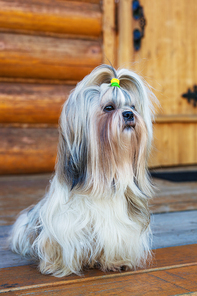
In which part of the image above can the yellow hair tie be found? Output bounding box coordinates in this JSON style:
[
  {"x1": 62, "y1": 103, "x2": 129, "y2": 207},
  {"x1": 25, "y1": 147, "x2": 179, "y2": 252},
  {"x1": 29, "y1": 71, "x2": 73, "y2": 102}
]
[{"x1": 111, "y1": 78, "x2": 120, "y2": 88}]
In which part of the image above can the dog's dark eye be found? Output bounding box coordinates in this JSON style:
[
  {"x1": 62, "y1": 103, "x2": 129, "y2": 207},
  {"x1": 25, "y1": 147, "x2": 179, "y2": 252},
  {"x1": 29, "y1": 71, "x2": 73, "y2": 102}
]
[
  {"x1": 131, "y1": 105, "x2": 135, "y2": 110},
  {"x1": 103, "y1": 105, "x2": 115, "y2": 112}
]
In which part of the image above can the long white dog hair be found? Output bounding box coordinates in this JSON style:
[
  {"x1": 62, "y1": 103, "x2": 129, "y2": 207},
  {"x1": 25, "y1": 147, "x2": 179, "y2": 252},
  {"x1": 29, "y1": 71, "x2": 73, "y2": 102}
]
[{"x1": 10, "y1": 64, "x2": 155, "y2": 277}]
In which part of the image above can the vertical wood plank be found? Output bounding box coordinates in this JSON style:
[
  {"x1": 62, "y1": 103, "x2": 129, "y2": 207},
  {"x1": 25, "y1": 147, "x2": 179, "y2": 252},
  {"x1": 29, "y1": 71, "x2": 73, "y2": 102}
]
[
  {"x1": 118, "y1": 0, "x2": 132, "y2": 68},
  {"x1": 103, "y1": 0, "x2": 116, "y2": 66}
]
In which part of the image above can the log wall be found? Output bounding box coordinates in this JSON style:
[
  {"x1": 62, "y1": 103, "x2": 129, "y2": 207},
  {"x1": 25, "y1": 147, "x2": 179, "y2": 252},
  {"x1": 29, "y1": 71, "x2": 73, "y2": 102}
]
[{"x1": 0, "y1": 0, "x2": 106, "y2": 174}]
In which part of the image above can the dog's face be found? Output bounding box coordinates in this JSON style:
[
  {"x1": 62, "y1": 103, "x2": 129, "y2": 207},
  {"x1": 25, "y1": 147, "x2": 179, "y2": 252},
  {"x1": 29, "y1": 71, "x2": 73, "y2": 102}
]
[{"x1": 56, "y1": 65, "x2": 154, "y2": 196}]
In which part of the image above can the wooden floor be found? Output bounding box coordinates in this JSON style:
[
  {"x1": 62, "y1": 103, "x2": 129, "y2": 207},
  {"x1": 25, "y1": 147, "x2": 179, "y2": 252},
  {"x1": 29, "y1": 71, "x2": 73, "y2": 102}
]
[
  {"x1": 1, "y1": 244, "x2": 197, "y2": 295},
  {"x1": 0, "y1": 173, "x2": 197, "y2": 295}
]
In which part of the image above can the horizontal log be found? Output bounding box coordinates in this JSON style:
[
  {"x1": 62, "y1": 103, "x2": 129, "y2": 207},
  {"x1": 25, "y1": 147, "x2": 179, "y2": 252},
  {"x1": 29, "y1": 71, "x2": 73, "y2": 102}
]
[
  {"x1": 0, "y1": 83, "x2": 73, "y2": 124},
  {"x1": 0, "y1": 127, "x2": 58, "y2": 174},
  {"x1": 0, "y1": 0, "x2": 102, "y2": 37},
  {"x1": 0, "y1": 33, "x2": 102, "y2": 81}
]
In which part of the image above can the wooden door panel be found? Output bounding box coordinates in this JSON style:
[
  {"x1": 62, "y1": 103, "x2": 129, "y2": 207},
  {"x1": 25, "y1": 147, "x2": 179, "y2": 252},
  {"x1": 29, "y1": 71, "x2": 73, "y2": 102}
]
[
  {"x1": 131, "y1": 0, "x2": 197, "y2": 117},
  {"x1": 117, "y1": 0, "x2": 197, "y2": 167},
  {"x1": 150, "y1": 122, "x2": 197, "y2": 167}
]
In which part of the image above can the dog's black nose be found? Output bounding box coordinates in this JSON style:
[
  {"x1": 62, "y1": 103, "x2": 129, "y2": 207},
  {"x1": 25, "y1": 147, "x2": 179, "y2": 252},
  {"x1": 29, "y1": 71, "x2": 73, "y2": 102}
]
[{"x1": 122, "y1": 111, "x2": 134, "y2": 121}]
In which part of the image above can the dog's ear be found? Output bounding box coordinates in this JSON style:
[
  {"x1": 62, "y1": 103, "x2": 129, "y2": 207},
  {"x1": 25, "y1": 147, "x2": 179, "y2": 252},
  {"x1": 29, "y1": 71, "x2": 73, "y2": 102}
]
[
  {"x1": 56, "y1": 102, "x2": 87, "y2": 190},
  {"x1": 56, "y1": 124, "x2": 88, "y2": 190},
  {"x1": 65, "y1": 138, "x2": 88, "y2": 190}
]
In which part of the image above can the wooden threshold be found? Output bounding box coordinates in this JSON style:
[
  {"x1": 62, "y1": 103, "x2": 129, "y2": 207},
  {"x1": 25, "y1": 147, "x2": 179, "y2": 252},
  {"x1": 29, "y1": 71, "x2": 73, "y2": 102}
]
[{"x1": 0, "y1": 244, "x2": 197, "y2": 295}]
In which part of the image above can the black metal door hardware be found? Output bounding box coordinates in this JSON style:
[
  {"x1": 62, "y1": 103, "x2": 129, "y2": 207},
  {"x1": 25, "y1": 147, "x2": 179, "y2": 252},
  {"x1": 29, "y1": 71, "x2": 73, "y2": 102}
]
[
  {"x1": 182, "y1": 85, "x2": 197, "y2": 107},
  {"x1": 132, "y1": 0, "x2": 146, "y2": 51}
]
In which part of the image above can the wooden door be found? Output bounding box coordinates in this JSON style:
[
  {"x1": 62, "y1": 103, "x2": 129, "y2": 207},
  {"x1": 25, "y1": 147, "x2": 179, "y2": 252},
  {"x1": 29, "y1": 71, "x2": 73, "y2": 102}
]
[{"x1": 117, "y1": 0, "x2": 197, "y2": 167}]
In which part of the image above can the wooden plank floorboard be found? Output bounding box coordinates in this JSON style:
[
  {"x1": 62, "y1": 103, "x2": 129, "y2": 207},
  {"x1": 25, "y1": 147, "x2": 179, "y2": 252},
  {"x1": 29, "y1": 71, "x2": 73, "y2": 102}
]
[
  {"x1": 2, "y1": 266, "x2": 197, "y2": 295},
  {"x1": 0, "y1": 174, "x2": 51, "y2": 226},
  {"x1": 1, "y1": 210, "x2": 197, "y2": 268},
  {"x1": 150, "y1": 178, "x2": 197, "y2": 213},
  {"x1": 0, "y1": 244, "x2": 197, "y2": 295},
  {"x1": 151, "y1": 210, "x2": 197, "y2": 249}
]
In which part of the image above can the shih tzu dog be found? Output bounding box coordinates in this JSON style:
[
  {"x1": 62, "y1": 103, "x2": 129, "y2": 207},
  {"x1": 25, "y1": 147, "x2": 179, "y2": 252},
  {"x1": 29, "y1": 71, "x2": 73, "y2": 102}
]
[{"x1": 10, "y1": 64, "x2": 155, "y2": 277}]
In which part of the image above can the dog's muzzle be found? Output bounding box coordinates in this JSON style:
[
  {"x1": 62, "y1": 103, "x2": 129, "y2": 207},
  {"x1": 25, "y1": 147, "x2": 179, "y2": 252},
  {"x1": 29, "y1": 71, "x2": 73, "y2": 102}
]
[{"x1": 122, "y1": 111, "x2": 135, "y2": 129}]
